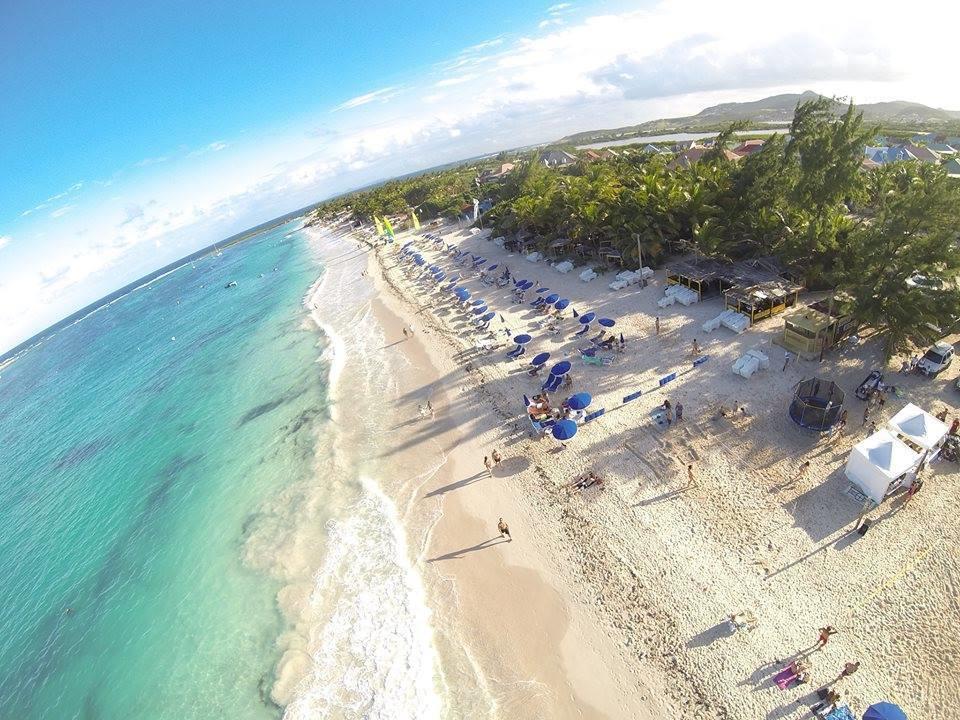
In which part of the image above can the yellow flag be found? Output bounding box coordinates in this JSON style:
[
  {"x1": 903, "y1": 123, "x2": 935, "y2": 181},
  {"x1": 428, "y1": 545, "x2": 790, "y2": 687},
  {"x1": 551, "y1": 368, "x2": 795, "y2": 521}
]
[
  {"x1": 411, "y1": 210, "x2": 421, "y2": 231},
  {"x1": 374, "y1": 216, "x2": 384, "y2": 236},
  {"x1": 383, "y1": 217, "x2": 395, "y2": 239}
]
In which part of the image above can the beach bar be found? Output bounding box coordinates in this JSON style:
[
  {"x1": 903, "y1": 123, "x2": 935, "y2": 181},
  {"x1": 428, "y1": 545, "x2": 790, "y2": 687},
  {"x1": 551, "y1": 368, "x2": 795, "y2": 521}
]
[
  {"x1": 723, "y1": 281, "x2": 801, "y2": 325},
  {"x1": 779, "y1": 298, "x2": 856, "y2": 359}
]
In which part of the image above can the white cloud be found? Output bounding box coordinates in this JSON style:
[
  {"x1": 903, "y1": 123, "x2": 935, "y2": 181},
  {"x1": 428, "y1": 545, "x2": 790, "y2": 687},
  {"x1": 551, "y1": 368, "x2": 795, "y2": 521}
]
[
  {"x1": 50, "y1": 204, "x2": 77, "y2": 218},
  {"x1": 435, "y1": 74, "x2": 477, "y2": 88},
  {"x1": 547, "y1": 3, "x2": 572, "y2": 12},
  {"x1": 20, "y1": 182, "x2": 83, "y2": 217},
  {"x1": 0, "y1": 235, "x2": 11, "y2": 251},
  {"x1": 134, "y1": 156, "x2": 169, "y2": 167},
  {"x1": 539, "y1": 18, "x2": 563, "y2": 28},
  {"x1": 208, "y1": 141, "x2": 228, "y2": 152},
  {"x1": 332, "y1": 86, "x2": 401, "y2": 111}
]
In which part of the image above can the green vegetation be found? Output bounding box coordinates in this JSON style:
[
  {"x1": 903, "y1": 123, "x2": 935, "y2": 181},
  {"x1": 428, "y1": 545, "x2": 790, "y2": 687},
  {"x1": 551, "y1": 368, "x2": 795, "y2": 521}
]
[{"x1": 314, "y1": 98, "x2": 960, "y2": 357}]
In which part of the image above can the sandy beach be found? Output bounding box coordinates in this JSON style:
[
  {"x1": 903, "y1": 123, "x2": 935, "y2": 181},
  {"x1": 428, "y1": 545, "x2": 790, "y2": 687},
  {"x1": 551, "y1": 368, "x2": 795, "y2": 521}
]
[{"x1": 304, "y1": 221, "x2": 959, "y2": 719}]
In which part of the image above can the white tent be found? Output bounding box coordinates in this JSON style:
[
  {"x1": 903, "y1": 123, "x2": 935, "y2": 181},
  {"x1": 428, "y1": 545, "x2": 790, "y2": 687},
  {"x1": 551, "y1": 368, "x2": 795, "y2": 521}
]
[
  {"x1": 844, "y1": 429, "x2": 921, "y2": 505},
  {"x1": 887, "y1": 403, "x2": 948, "y2": 452}
]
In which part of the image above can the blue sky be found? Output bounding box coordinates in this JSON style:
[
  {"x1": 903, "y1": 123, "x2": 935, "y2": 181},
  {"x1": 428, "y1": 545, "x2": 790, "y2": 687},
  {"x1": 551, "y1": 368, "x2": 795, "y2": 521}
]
[{"x1": 1, "y1": 0, "x2": 955, "y2": 352}]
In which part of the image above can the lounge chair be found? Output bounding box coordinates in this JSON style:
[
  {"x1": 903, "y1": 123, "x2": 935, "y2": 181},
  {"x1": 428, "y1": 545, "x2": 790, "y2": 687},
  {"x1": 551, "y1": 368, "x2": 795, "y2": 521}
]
[
  {"x1": 573, "y1": 324, "x2": 590, "y2": 337},
  {"x1": 542, "y1": 374, "x2": 563, "y2": 392},
  {"x1": 506, "y1": 345, "x2": 526, "y2": 359}
]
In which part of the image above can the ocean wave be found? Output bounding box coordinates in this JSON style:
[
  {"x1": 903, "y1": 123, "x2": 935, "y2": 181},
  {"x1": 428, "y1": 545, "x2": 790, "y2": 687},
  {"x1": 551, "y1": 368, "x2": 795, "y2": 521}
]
[{"x1": 281, "y1": 476, "x2": 444, "y2": 719}]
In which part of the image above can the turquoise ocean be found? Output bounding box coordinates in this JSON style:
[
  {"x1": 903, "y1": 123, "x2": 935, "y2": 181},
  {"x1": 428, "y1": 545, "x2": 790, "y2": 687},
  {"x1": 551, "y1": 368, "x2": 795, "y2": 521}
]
[{"x1": 0, "y1": 222, "x2": 332, "y2": 719}]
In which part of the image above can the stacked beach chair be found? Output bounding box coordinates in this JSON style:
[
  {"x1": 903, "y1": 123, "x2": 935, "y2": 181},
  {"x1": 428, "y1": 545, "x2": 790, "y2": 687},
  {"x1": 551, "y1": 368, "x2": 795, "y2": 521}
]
[{"x1": 732, "y1": 349, "x2": 770, "y2": 378}]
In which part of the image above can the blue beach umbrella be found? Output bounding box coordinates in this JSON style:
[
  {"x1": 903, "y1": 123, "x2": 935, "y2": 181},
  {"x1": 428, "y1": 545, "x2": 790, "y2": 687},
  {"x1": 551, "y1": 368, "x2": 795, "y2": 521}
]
[
  {"x1": 579, "y1": 312, "x2": 596, "y2": 325},
  {"x1": 473, "y1": 305, "x2": 489, "y2": 315},
  {"x1": 513, "y1": 334, "x2": 533, "y2": 345},
  {"x1": 864, "y1": 703, "x2": 908, "y2": 720},
  {"x1": 486, "y1": 264, "x2": 499, "y2": 272},
  {"x1": 455, "y1": 288, "x2": 471, "y2": 301},
  {"x1": 551, "y1": 360, "x2": 572, "y2": 376},
  {"x1": 554, "y1": 298, "x2": 570, "y2": 311},
  {"x1": 480, "y1": 312, "x2": 496, "y2": 322},
  {"x1": 536, "y1": 287, "x2": 550, "y2": 294},
  {"x1": 531, "y1": 351, "x2": 551, "y2": 367},
  {"x1": 435, "y1": 272, "x2": 446, "y2": 282},
  {"x1": 515, "y1": 278, "x2": 529, "y2": 286},
  {"x1": 544, "y1": 293, "x2": 560, "y2": 304},
  {"x1": 471, "y1": 298, "x2": 485, "y2": 306},
  {"x1": 566, "y1": 392, "x2": 592, "y2": 410},
  {"x1": 598, "y1": 318, "x2": 616, "y2": 328},
  {"x1": 551, "y1": 419, "x2": 578, "y2": 441},
  {"x1": 520, "y1": 280, "x2": 534, "y2": 290}
]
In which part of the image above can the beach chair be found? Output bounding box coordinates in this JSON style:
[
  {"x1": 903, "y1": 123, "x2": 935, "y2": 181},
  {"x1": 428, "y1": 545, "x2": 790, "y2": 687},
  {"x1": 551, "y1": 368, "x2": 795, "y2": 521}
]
[
  {"x1": 506, "y1": 346, "x2": 526, "y2": 360},
  {"x1": 573, "y1": 324, "x2": 590, "y2": 337},
  {"x1": 542, "y1": 374, "x2": 563, "y2": 393}
]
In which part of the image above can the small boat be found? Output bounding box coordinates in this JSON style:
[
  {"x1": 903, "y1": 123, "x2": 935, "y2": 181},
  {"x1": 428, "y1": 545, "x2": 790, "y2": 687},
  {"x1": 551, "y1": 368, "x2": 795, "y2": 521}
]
[{"x1": 225, "y1": 281, "x2": 238, "y2": 288}]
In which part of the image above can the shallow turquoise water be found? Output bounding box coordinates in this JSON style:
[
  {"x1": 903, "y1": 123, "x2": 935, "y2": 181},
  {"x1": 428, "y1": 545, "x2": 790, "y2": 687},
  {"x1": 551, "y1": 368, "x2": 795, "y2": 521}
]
[{"x1": 0, "y1": 222, "x2": 326, "y2": 719}]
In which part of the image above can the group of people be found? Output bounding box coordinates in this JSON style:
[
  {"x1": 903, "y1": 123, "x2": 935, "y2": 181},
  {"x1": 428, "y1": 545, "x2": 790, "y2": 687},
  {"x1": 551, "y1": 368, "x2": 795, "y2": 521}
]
[
  {"x1": 483, "y1": 449, "x2": 503, "y2": 474},
  {"x1": 570, "y1": 470, "x2": 604, "y2": 491},
  {"x1": 660, "y1": 399, "x2": 683, "y2": 426}
]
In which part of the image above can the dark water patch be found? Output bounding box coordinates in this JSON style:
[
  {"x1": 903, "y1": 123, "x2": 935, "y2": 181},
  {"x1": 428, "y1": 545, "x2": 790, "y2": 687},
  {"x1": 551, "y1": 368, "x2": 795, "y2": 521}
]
[
  {"x1": 284, "y1": 407, "x2": 322, "y2": 436},
  {"x1": 238, "y1": 398, "x2": 288, "y2": 427},
  {"x1": 53, "y1": 438, "x2": 113, "y2": 470}
]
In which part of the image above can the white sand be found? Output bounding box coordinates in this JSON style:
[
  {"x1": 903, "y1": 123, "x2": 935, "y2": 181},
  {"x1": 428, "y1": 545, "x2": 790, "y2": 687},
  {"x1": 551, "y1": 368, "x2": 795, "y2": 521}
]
[{"x1": 311, "y1": 220, "x2": 960, "y2": 719}]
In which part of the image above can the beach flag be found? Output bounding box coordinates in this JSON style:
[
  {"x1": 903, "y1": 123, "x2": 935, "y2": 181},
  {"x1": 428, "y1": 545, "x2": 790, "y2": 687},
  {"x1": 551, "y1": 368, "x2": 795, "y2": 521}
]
[
  {"x1": 410, "y1": 210, "x2": 421, "y2": 231},
  {"x1": 374, "y1": 216, "x2": 385, "y2": 236},
  {"x1": 383, "y1": 217, "x2": 396, "y2": 241},
  {"x1": 472, "y1": 198, "x2": 480, "y2": 221}
]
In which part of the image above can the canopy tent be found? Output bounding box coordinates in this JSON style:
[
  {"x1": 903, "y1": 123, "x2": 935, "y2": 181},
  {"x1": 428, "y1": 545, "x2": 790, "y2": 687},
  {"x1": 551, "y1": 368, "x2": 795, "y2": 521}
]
[
  {"x1": 887, "y1": 403, "x2": 948, "y2": 452},
  {"x1": 844, "y1": 429, "x2": 921, "y2": 504}
]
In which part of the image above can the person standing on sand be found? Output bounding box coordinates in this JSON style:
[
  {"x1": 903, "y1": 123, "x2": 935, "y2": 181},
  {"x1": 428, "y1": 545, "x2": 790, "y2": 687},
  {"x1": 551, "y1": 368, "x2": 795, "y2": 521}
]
[
  {"x1": 783, "y1": 350, "x2": 793, "y2": 372},
  {"x1": 402, "y1": 327, "x2": 409, "y2": 339},
  {"x1": 791, "y1": 461, "x2": 811, "y2": 485},
  {"x1": 655, "y1": 316, "x2": 661, "y2": 335},
  {"x1": 491, "y1": 449, "x2": 502, "y2": 466},
  {"x1": 484, "y1": 456, "x2": 493, "y2": 475},
  {"x1": 838, "y1": 661, "x2": 860, "y2": 682},
  {"x1": 862, "y1": 405, "x2": 871, "y2": 427},
  {"x1": 816, "y1": 625, "x2": 838, "y2": 649},
  {"x1": 691, "y1": 339, "x2": 701, "y2": 357},
  {"x1": 676, "y1": 403, "x2": 684, "y2": 422},
  {"x1": 498, "y1": 518, "x2": 512, "y2": 541},
  {"x1": 687, "y1": 463, "x2": 695, "y2": 487},
  {"x1": 426, "y1": 400, "x2": 434, "y2": 418}
]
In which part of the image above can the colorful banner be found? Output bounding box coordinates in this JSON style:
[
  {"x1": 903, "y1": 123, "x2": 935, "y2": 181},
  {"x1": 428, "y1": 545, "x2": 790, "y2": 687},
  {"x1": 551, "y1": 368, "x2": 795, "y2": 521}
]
[
  {"x1": 410, "y1": 210, "x2": 421, "y2": 231},
  {"x1": 374, "y1": 216, "x2": 385, "y2": 236}
]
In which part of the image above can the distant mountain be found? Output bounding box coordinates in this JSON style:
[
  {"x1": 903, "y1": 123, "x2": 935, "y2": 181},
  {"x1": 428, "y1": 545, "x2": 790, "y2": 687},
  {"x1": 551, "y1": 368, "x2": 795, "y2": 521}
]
[{"x1": 560, "y1": 91, "x2": 960, "y2": 145}]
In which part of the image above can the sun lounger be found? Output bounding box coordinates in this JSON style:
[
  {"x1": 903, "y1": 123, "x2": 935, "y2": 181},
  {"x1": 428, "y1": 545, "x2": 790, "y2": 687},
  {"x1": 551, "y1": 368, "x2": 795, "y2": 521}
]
[
  {"x1": 720, "y1": 310, "x2": 750, "y2": 333},
  {"x1": 526, "y1": 252, "x2": 543, "y2": 263},
  {"x1": 608, "y1": 280, "x2": 629, "y2": 290},
  {"x1": 579, "y1": 268, "x2": 598, "y2": 282},
  {"x1": 573, "y1": 324, "x2": 590, "y2": 337},
  {"x1": 657, "y1": 294, "x2": 676, "y2": 308},
  {"x1": 702, "y1": 316, "x2": 722, "y2": 333},
  {"x1": 542, "y1": 374, "x2": 563, "y2": 392},
  {"x1": 582, "y1": 353, "x2": 611, "y2": 367},
  {"x1": 553, "y1": 260, "x2": 574, "y2": 274},
  {"x1": 506, "y1": 346, "x2": 525, "y2": 359}
]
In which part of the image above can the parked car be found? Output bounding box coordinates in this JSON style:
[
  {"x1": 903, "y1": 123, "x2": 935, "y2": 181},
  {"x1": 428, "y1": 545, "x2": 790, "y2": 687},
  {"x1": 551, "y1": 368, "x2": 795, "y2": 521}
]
[{"x1": 916, "y1": 341, "x2": 954, "y2": 376}]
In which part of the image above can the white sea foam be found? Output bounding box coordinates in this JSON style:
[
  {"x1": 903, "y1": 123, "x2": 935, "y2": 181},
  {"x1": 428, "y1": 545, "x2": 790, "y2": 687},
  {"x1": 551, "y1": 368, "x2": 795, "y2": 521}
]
[{"x1": 282, "y1": 476, "x2": 444, "y2": 720}]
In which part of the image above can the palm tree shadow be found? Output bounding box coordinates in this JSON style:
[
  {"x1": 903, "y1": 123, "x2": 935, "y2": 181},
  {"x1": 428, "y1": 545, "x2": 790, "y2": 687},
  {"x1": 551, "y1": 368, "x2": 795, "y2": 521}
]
[
  {"x1": 423, "y1": 470, "x2": 488, "y2": 498},
  {"x1": 427, "y1": 536, "x2": 508, "y2": 562}
]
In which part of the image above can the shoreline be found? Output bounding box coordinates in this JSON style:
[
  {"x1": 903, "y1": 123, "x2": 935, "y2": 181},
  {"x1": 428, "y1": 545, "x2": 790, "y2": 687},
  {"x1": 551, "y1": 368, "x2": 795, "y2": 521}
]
[{"x1": 357, "y1": 228, "x2": 671, "y2": 718}]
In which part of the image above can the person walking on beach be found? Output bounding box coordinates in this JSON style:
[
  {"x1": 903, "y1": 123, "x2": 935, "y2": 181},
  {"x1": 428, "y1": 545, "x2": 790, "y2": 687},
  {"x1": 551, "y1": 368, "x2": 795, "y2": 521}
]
[
  {"x1": 498, "y1": 518, "x2": 512, "y2": 541},
  {"x1": 402, "y1": 327, "x2": 409, "y2": 339},
  {"x1": 675, "y1": 402, "x2": 684, "y2": 423},
  {"x1": 426, "y1": 400, "x2": 434, "y2": 418},
  {"x1": 687, "y1": 463, "x2": 696, "y2": 488},
  {"x1": 691, "y1": 339, "x2": 701, "y2": 357},
  {"x1": 862, "y1": 405, "x2": 871, "y2": 427},
  {"x1": 783, "y1": 350, "x2": 793, "y2": 372},
  {"x1": 484, "y1": 456, "x2": 494, "y2": 475},
  {"x1": 491, "y1": 449, "x2": 502, "y2": 466},
  {"x1": 816, "y1": 625, "x2": 838, "y2": 650},
  {"x1": 655, "y1": 316, "x2": 661, "y2": 335},
  {"x1": 838, "y1": 661, "x2": 860, "y2": 682},
  {"x1": 791, "y1": 460, "x2": 811, "y2": 486}
]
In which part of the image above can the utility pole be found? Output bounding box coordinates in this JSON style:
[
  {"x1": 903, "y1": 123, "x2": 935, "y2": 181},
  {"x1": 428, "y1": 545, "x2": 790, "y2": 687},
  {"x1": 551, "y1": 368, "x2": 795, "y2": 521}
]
[{"x1": 634, "y1": 233, "x2": 646, "y2": 287}]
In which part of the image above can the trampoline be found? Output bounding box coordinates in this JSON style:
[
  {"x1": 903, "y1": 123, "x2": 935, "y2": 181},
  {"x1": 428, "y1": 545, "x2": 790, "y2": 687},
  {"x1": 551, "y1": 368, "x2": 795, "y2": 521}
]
[{"x1": 789, "y1": 377, "x2": 844, "y2": 431}]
